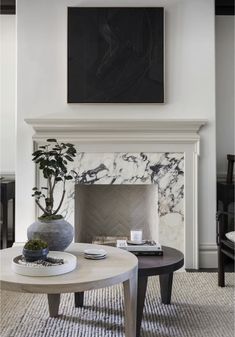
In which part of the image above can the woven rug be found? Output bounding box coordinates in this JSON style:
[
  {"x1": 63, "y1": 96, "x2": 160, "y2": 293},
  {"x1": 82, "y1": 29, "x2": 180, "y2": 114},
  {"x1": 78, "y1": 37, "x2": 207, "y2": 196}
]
[{"x1": 0, "y1": 273, "x2": 234, "y2": 337}]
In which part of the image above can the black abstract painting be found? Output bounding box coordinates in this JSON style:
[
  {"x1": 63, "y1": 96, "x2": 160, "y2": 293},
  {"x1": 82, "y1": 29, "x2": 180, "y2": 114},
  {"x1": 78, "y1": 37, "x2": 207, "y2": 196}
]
[{"x1": 68, "y1": 7, "x2": 164, "y2": 103}]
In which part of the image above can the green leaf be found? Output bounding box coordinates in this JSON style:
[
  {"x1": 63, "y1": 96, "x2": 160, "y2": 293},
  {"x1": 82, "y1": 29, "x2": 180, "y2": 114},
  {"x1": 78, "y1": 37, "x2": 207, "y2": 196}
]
[
  {"x1": 65, "y1": 155, "x2": 73, "y2": 161},
  {"x1": 47, "y1": 138, "x2": 57, "y2": 142},
  {"x1": 55, "y1": 177, "x2": 63, "y2": 182},
  {"x1": 36, "y1": 158, "x2": 44, "y2": 164},
  {"x1": 32, "y1": 153, "x2": 43, "y2": 161},
  {"x1": 61, "y1": 166, "x2": 67, "y2": 173},
  {"x1": 43, "y1": 168, "x2": 50, "y2": 178},
  {"x1": 65, "y1": 175, "x2": 73, "y2": 180},
  {"x1": 58, "y1": 161, "x2": 65, "y2": 169},
  {"x1": 49, "y1": 162, "x2": 57, "y2": 169},
  {"x1": 32, "y1": 150, "x2": 42, "y2": 156},
  {"x1": 34, "y1": 191, "x2": 41, "y2": 195},
  {"x1": 48, "y1": 151, "x2": 58, "y2": 156},
  {"x1": 67, "y1": 147, "x2": 76, "y2": 154}
]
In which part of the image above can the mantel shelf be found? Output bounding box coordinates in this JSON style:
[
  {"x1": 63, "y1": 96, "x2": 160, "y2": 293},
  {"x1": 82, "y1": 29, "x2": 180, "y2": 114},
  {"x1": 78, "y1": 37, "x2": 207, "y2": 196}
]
[{"x1": 25, "y1": 118, "x2": 207, "y2": 144}]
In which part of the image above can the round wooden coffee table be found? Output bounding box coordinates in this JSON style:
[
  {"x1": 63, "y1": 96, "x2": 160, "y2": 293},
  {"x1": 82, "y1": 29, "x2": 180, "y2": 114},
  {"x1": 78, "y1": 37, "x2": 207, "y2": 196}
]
[
  {"x1": 137, "y1": 246, "x2": 184, "y2": 337},
  {"x1": 0, "y1": 243, "x2": 138, "y2": 337}
]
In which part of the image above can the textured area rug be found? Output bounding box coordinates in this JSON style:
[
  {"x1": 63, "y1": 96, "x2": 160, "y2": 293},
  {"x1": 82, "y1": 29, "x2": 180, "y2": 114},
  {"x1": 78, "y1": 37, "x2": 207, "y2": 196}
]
[{"x1": 0, "y1": 273, "x2": 234, "y2": 337}]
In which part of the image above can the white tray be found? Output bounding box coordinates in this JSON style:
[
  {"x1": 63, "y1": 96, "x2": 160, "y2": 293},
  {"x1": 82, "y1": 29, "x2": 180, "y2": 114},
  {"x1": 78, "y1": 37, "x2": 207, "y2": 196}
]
[{"x1": 11, "y1": 251, "x2": 77, "y2": 277}]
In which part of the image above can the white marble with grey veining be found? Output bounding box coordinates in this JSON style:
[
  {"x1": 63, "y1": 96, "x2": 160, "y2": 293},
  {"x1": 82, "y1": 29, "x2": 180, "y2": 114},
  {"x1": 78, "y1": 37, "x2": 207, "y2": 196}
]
[{"x1": 54, "y1": 152, "x2": 184, "y2": 252}]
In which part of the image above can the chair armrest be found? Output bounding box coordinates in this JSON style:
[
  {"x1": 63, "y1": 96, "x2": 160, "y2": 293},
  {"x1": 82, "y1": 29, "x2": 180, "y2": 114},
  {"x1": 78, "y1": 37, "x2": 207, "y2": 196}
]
[
  {"x1": 216, "y1": 211, "x2": 234, "y2": 245},
  {"x1": 217, "y1": 211, "x2": 234, "y2": 218}
]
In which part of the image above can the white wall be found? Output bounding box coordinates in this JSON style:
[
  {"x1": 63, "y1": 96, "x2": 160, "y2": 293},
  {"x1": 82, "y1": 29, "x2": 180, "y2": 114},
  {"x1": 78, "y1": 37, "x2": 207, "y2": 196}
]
[
  {"x1": 17, "y1": 0, "x2": 216, "y2": 267},
  {"x1": 216, "y1": 16, "x2": 234, "y2": 179},
  {"x1": 0, "y1": 15, "x2": 16, "y2": 176}
]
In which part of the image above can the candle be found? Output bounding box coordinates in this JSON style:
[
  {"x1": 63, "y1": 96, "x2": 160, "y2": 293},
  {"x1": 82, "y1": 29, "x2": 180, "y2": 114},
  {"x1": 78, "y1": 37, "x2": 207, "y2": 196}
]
[{"x1": 130, "y1": 230, "x2": 143, "y2": 242}]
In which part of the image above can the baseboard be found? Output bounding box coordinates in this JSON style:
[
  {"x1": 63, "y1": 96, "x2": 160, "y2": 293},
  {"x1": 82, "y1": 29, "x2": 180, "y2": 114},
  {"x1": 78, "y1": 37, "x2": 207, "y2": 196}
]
[{"x1": 199, "y1": 244, "x2": 218, "y2": 268}]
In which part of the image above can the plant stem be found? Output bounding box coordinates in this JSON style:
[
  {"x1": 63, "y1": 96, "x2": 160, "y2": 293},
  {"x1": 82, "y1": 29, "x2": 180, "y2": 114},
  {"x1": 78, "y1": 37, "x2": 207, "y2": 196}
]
[
  {"x1": 52, "y1": 190, "x2": 65, "y2": 215},
  {"x1": 36, "y1": 200, "x2": 49, "y2": 215},
  {"x1": 52, "y1": 180, "x2": 66, "y2": 215},
  {"x1": 48, "y1": 175, "x2": 54, "y2": 213}
]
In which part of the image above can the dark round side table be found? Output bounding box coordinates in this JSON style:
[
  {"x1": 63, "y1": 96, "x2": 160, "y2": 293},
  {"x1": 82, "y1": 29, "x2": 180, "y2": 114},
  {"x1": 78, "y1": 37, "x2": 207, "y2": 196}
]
[
  {"x1": 74, "y1": 246, "x2": 184, "y2": 337},
  {"x1": 136, "y1": 246, "x2": 184, "y2": 337}
]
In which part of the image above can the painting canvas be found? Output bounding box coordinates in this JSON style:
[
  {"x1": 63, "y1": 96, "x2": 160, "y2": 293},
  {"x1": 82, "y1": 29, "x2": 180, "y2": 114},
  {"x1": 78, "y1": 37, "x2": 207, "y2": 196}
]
[{"x1": 68, "y1": 7, "x2": 164, "y2": 103}]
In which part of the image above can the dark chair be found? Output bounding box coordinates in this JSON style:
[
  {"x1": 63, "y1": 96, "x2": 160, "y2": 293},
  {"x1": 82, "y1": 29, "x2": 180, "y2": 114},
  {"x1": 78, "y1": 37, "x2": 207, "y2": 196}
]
[
  {"x1": 217, "y1": 211, "x2": 235, "y2": 287},
  {"x1": 0, "y1": 179, "x2": 15, "y2": 249},
  {"x1": 226, "y1": 154, "x2": 235, "y2": 184},
  {"x1": 217, "y1": 154, "x2": 235, "y2": 213},
  {"x1": 217, "y1": 154, "x2": 235, "y2": 286}
]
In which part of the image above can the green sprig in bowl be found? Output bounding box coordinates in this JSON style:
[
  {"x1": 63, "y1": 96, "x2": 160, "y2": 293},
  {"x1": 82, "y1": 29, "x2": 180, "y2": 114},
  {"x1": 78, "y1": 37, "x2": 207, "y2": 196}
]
[{"x1": 23, "y1": 239, "x2": 49, "y2": 262}]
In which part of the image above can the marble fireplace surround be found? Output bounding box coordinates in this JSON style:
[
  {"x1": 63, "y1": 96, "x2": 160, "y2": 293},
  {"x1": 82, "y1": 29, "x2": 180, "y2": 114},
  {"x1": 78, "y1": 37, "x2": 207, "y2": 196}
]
[{"x1": 26, "y1": 118, "x2": 206, "y2": 269}]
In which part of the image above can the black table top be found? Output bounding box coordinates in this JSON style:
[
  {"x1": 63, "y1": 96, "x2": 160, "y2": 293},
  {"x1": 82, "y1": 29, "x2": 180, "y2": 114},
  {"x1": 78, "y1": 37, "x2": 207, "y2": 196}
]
[
  {"x1": 217, "y1": 182, "x2": 234, "y2": 186},
  {"x1": 0, "y1": 180, "x2": 15, "y2": 202},
  {"x1": 137, "y1": 246, "x2": 184, "y2": 277},
  {"x1": 0, "y1": 179, "x2": 15, "y2": 185}
]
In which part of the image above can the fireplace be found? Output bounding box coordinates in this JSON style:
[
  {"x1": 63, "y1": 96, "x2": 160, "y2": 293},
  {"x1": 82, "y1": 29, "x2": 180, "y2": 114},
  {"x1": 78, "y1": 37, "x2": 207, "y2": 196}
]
[
  {"x1": 71, "y1": 152, "x2": 183, "y2": 251},
  {"x1": 75, "y1": 184, "x2": 159, "y2": 244},
  {"x1": 26, "y1": 118, "x2": 206, "y2": 268}
]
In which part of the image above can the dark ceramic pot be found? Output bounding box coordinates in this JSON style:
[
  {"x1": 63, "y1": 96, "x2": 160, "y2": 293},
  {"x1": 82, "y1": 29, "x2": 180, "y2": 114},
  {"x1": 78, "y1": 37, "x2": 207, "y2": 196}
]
[
  {"x1": 23, "y1": 247, "x2": 49, "y2": 262},
  {"x1": 27, "y1": 218, "x2": 74, "y2": 251}
]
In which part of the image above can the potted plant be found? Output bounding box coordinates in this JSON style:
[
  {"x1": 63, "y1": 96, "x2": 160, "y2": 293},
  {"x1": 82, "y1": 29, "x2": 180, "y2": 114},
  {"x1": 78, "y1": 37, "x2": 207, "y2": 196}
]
[
  {"x1": 27, "y1": 139, "x2": 77, "y2": 251},
  {"x1": 23, "y1": 239, "x2": 49, "y2": 262}
]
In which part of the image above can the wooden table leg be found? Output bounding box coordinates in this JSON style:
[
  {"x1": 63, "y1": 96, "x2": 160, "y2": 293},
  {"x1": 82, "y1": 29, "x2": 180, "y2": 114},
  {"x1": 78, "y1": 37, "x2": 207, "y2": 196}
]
[
  {"x1": 159, "y1": 273, "x2": 173, "y2": 304},
  {"x1": 123, "y1": 270, "x2": 137, "y2": 337},
  {"x1": 218, "y1": 247, "x2": 225, "y2": 287},
  {"x1": 136, "y1": 276, "x2": 148, "y2": 337},
  {"x1": 47, "y1": 294, "x2": 60, "y2": 317},
  {"x1": 12, "y1": 197, "x2": 15, "y2": 243},
  {"x1": 2, "y1": 199, "x2": 8, "y2": 249},
  {"x1": 74, "y1": 292, "x2": 84, "y2": 307}
]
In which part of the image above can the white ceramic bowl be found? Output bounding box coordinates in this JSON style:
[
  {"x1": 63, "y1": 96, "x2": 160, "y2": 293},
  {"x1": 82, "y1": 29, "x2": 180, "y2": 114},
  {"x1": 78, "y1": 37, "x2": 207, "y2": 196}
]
[{"x1": 11, "y1": 251, "x2": 77, "y2": 277}]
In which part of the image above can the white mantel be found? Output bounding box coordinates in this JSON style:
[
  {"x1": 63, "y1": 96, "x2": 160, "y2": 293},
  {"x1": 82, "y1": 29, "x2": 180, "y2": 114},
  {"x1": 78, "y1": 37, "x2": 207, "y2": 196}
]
[
  {"x1": 25, "y1": 118, "x2": 206, "y2": 144},
  {"x1": 25, "y1": 117, "x2": 206, "y2": 269}
]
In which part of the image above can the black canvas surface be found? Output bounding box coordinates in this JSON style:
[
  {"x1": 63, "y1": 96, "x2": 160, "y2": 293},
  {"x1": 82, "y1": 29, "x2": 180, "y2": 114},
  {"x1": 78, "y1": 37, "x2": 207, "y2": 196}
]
[{"x1": 68, "y1": 7, "x2": 164, "y2": 103}]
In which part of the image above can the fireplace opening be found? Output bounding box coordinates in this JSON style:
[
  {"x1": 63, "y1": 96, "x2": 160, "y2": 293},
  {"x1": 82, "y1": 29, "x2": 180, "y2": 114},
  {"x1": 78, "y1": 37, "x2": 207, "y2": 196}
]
[{"x1": 75, "y1": 184, "x2": 159, "y2": 244}]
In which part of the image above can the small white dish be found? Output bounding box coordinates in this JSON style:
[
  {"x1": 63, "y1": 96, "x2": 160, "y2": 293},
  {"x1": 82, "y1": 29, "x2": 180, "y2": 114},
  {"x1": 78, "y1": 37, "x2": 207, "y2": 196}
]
[
  {"x1": 84, "y1": 253, "x2": 106, "y2": 258},
  {"x1": 84, "y1": 249, "x2": 107, "y2": 256},
  {"x1": 84, "y1": 255, "x2": 106, "y2": 260},
  {"x1": 85, "y1": 252, "x2": 106, "y2": 257}
]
